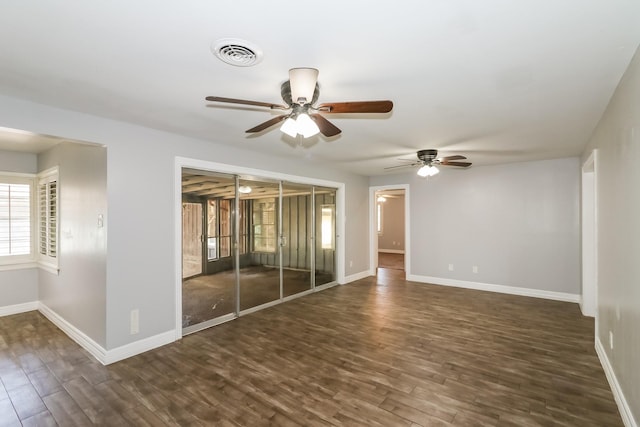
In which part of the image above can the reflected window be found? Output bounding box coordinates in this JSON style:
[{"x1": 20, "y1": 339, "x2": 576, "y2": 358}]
[
  {"x1": 207, "y1": 199, "x2": 218, "y2": 260},
  {"x1": 321, "y1": 204, "x2": 335, "y2": 250},
  {"x1": 253, "y1": 198, "x2": 276, "y2": 253}
]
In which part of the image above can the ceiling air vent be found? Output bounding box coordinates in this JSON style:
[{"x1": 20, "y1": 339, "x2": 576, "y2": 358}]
[{"x1": 211, "y1": 38, "x2": 263, "y2": 67}]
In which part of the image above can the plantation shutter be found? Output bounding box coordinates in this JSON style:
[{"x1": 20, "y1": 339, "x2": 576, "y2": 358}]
[{"x1": 38, "y1": 177, "x2": 57, "y2": 259}]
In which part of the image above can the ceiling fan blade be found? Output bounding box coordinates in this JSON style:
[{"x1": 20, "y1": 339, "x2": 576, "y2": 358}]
[
  {"x1": 245, "y1": 115, "x2": 288, "y2": 133},
  {"x1": 317, "y1": 100, "x2": 393, "y2": 114},
  {"x1": 310, "y1": 114, "x2": 341, "y2": 137},
  {"x1": 206, "y1": 96, "x2": 287, "y2": 110},
  {"x1": 440, "y1": 161, "x2": 472, "y2": 167},
  {"x1": 438, "y1": 155, "x2": 467, "y2": 161},
  {"x1": 384, "y1": 162, "x2": 421, "y2": 170}
]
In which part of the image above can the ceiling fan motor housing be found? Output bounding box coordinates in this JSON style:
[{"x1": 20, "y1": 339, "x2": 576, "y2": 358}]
[{"x1": 417, "y1": 149, "x2": 438, "y2": 162}]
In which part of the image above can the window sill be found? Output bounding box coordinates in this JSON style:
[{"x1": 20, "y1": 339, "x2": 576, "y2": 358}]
[{"x1": 0, "y1": 261, "x2": 38, "y2": 272}]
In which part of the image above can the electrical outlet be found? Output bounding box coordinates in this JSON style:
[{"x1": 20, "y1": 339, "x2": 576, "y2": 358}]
[
  {"x1": 472, "y1": 266, "x2": 478, "y2": 274},
  {"x1": 448, "y1": 264, "x2": 454, "y2": 271},
  {"x1": 349, "y1": 260, "x2": 353, "y2": 268},
  {"x1": 130, "y1": 309, "x2": 139, "y2": 335},
  {"x1": 616, "y1": 304, "x2": 620, "y2": 321}
]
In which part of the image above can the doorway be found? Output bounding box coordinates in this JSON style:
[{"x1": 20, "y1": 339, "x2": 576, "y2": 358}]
[{"x1": 369, "y1": 185, "x2": 410, "y2": 276}]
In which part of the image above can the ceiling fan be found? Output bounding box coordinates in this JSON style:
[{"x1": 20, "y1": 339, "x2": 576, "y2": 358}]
[
  {"x1": 205, "y1": 68, "x2": 393, "y2": 138},
  {"x1": 386, "y1": 149, "x2": 472, "y2": 177}
]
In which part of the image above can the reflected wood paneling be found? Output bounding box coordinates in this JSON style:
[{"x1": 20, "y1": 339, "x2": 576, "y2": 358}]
[{"x1": 0, "y1": 271, "x2": 622, "y2": 426}]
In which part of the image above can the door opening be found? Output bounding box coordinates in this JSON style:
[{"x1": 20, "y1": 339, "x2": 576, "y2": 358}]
[{"x1": 369, "y1": 185, "x2": 409, "y2": 277}]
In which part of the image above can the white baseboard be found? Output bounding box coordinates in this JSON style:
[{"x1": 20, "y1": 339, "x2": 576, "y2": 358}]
[
  {"x1": 406, "y1": 274, "x2": 580, "y2": 303},
  {"x1": 341, "y1": 270, "x2": 372, "y2": 284},
  {"x1": 38, "y1": 302, "x2": 176, "y2": 365},
  {"x1": 595, "y1": 337, "x2": 637, "y2": 427},
  {"x1": 0, "y1": 301, "x2": 39, "y2": 317},
  {"x1": 104, "y1": 330, "x2": 175, "y2": 365},
  {"x1": 378, "y1": 249, "x2": 405, "y2": 254},
  {"x1": 38, "y1": 302, "x2": 108, "y2": 364}
]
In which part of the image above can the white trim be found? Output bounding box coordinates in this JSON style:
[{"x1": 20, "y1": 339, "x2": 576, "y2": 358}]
[
  {"x1": 38, "y1": 302, "x2": 176, "y2": 365},
  {"x1": 406, "y1": 274, "x2": 580, "y2": 303},
  {"x1": 314, "y1": 281, "x2": 340, "y2": 291},
  {"x1": 0, "y1": 301, "x2": 38, "y2": 317},
  {"x1": 581, "y1": 150, "x2": 598, "y2": 318},
  {"x1": 182, "y1": 312, "x2": 236, "y2": 336},
  {"x1": 378, "y1": 249, "x2": 405, "y2": 254},
  {"x1": 103, "y1": 330, "x2": 176, "y2": 365},
  {"x1": 369, "y1": 185, "x2": 410, "y2": 276},
  {"x1": 595, "y1": 337, "x2": 637, "y2": 427},
  {"x1": 342, "y1": 270, "x2": 372, "y2": 284},
  {"x1": 37, "y1": 260, "x2": 59, "y2": 275},
  {"x1": 38, "y1": 302, "x2": 108, "y2": 364},
  {"x1": 239, "y1": 298, "x2": 283, "y2": 317},
  {"x1": 174, "y1": 156, "x2": 346, "y2": 338},
  {"x1": 0, "y1": 261, "x2": 38, "y2": 271},
  {"x1": 283, "y1": 288, "x2": 314, "y2": 302}
]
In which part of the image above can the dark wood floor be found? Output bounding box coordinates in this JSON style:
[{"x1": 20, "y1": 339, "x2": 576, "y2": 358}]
[
  {"x1": 378, "y1": 252, "x2": 405, "y2": 270},
  {"x1": 0, "y1": 269, "x2": 621, "y2": 426}
]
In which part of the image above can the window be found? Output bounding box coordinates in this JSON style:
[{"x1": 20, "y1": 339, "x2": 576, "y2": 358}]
[
  {"x1": 321, "y1": 204, "x2": 335, "y2": 250},
  {"x1": 0, "y1": 168, "x2": 58, "y2": 271},
  {"x1": 252, "y1": 198, "x2": 276, "y2": 253},
  {"x1": 38, "y1": 168, "x2": 58, "y2": 270},
  {"x1": 0, "y1": 176, "x2": 33, "y2": 263},
  {"x1": 377, "y1": 203, "x2": 383, "y2": 235}
]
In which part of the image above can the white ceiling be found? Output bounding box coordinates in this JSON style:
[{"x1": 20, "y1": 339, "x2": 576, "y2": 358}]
[{"x1": 1, "y1": 1, "x2": 639, "y2": 175}]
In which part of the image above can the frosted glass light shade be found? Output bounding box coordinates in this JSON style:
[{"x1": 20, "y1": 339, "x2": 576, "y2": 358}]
[
  {"x1": 296, "y1": 113, "x2": 320, "y2": 138},
  {"x1": 417, "y1": 165, "x2": 439, "y2": 177},
  {"x1": 280, "y1": 117, "x2": 298, "y2": 137},
  {"x1": 289, "y1": 68, "x2": 318, "y2": 104}
]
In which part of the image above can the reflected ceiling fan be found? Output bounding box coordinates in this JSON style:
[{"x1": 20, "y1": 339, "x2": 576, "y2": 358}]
[
  {"x1": 206, "y1": 68, "x2": 393, "y2": 138},
  {"x1": 386, "y1": 149, "x2": 472, "y2": 176}
]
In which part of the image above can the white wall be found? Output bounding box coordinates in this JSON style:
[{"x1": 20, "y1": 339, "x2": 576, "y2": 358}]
[
  {"x1": 38, "y1": 142, "x2": 108, "y2": 347},
  {"x1": 0, "y1": 94, "x2": 370, "y2": 350},
  {"x1": 378, "y1": 196, "x2": 405, "y2": 252},
  {"x1": 583, "y1": 44, "x2": 640, "y2": 425},
  {"x1": 370, "y1": 157, "x2": 580, "y2": 295},
  {"x1": 0, "y1": 150, "x2": 38, "y2": 310},
  {"x1": 0, "y1": 149, "x2": 37, "y2": 173}
]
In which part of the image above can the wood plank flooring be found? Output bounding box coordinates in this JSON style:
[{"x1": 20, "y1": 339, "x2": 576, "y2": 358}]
[{"x1": 0, "y1": 269, "x2": 621, "y2": 426}]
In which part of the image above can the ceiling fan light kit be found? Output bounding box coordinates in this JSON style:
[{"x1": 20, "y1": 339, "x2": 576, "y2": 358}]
[
  {"x1": 205, "y1": 67, "x2": 393, "y2": 139},
  {"x1": 417, "y1": 164, "x2": 440, "y2": 177},
  {"x1": 280, "y1": 113, "x2": 320, "y2": 138},
  {"x1": 385, "y1": 148, "x2": 472, "y2": 176}
]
